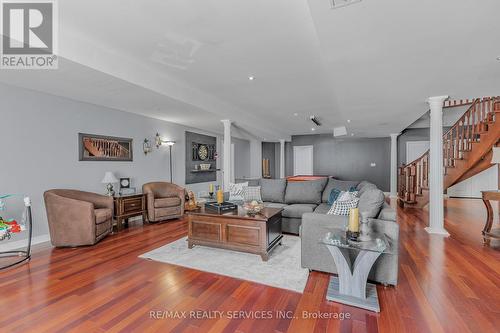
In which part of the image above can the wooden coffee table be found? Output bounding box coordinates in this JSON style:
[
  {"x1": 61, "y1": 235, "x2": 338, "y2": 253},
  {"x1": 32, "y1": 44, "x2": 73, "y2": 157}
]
[{"x1": 187, "y1": 206, "x2": 283, "y2": 261}]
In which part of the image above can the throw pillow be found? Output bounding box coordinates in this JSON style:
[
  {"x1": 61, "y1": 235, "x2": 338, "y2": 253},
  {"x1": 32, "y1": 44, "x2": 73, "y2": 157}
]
[
  {"x1": 228, "y1": 182, "x2": 248, "y2": 201},
  {"x1": 243, "y1": 186, "x2": 262, "y2": 202},
  {"x1": 284, "y1": 178, "x2": 328, "y2": 204},
  {"x1": 337, "y1": 191, "x2": 358, "y2": 202},
  {"x1": 327, "y1": 198, "x2": 359, "y2": 215},
  {"x1": 327, "y1": 188, "x2": 342, "y2": 205},
  {"x1": 358, "y1": 188, "x2": 385, "y2": 218},
  {"x1": 321, "y1": 178, "x2": 360, "y2": 203},
  {"x1": 260, "y1": 178, "x2": 287, "y2": 203}
]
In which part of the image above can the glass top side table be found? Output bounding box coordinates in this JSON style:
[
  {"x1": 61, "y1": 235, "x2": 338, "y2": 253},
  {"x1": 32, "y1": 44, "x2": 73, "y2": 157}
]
[
  {"x1": 320, "y1": 230, "x2": 393, "y2": 312},
  {"x1": 0, "y1": 195, "x2": 33, "y2": 270}
]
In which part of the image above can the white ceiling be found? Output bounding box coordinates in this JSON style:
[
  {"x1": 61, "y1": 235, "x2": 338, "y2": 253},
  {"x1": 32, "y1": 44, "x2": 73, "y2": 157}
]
[{"x1": 1, "y1": 0, "x2": 499, "y2": 140}]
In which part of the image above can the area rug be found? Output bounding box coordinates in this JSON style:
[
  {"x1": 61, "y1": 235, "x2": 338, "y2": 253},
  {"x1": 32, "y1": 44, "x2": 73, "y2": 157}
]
[{"x1": 139, "y1": 235, "x2": 309, "y2": 293}]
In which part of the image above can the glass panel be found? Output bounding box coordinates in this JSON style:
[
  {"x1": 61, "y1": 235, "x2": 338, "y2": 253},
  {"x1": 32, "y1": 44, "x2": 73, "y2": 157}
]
[{"x1": 320, "y1": 230, "x2": 392, "y2": 254}]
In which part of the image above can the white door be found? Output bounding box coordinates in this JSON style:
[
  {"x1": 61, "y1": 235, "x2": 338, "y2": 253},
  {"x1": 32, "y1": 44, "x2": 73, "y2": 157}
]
[
  {"x1": 406, "y1": 141, "x2": 430, "y2": 164},
  {"x1": 293, "y1": 145, "x2": 314, "y2": 176}
]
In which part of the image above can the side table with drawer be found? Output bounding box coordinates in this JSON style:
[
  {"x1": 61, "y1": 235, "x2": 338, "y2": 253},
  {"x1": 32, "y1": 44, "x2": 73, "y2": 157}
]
[{"x1": 113, "y1": 193, "x2": 147, "y2": 231}]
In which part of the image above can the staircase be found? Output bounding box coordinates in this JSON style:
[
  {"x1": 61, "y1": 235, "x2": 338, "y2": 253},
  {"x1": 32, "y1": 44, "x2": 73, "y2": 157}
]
[{"x1": 398, "y1": 97, "x2": 500, "y2": 208}]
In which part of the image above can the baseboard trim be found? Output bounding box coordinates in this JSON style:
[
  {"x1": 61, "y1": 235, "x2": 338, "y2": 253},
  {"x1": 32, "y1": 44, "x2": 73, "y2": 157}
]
[
  {"x1": 2, "y1": 234, "x2": 51, "y2": 251},
  {"x1": 425, "y1": 227, "x2": 450, "y2": 237}
]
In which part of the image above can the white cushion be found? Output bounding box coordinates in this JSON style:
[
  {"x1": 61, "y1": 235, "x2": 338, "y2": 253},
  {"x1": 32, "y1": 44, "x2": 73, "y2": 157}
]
[{"x1": 243, "y1": 186, "x2": 262, "y2": 202}]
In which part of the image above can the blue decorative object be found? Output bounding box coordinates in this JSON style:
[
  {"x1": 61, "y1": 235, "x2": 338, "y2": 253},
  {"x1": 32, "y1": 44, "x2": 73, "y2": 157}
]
[{"x1": 328, "y1": 188, "x2": 342, "y2": 205}]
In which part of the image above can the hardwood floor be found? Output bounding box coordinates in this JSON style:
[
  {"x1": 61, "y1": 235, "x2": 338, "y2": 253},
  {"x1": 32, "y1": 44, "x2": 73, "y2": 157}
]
[{"x1": 0, "y1": 198, "x2": 499, "y2": 333}]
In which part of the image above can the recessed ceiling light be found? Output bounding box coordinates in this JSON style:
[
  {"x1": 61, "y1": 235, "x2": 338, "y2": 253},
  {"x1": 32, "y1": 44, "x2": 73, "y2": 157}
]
[
  {"x1": 311, "y1": 128, "x2": 316, "y2": 131},
  {"x1": 293, "y1": 113, "x2": 299, "y2": 116},
  {"x1": 347, "y1": 119, "x2": 351, "y2": 123},
  {"x1": 248, "y1": 76, "x2": 255, "y2": 81},
  {"x1": 497, "y1": 57, "x2": 500, "y2": 61},
  {"x1": 351, "y1": 133, "x2": 355, "y2": 136}
]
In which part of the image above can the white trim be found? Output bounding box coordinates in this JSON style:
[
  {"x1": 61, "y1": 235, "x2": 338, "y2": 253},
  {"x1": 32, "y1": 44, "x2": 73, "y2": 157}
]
[
  {"x1": 279, "y1": 139, "x2": 286, "y2": 178},
  {"x1": 1, "y1": 234, "x2": 51, "y2": 251},
  {"x1": 390, "y1": 133, "x2": 400, "y2": 196},
  {"x1": 424, "y1": 227, "x2": 450, "y2": 237}
]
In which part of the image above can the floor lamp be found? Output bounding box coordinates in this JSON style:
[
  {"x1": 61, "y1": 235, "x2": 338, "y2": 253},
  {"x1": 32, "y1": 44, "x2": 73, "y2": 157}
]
[
  {"x1": 155, "y1": 133, "x2": 176, "y2": 183},
  {"x1": 165, "y1": 141, "x2": 175, "y2": 182}
]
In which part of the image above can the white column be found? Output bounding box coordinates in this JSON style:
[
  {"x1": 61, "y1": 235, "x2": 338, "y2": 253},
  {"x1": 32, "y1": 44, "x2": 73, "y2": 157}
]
[
  {"x1": 221, "y1": 119, "x2": 232, "y2": 189},
  {"x1": 390, "y1": 133, "x2": 400, "y2": 197},
  {"x1": 426, "y1": 95, "x2": 449, "y2": 236},
  {"x1": 249, "y1": 139, "x2": 262, "y2": 178},
  {"x1": 279, "y1": 139, "x2": 285, "y2": 179}
]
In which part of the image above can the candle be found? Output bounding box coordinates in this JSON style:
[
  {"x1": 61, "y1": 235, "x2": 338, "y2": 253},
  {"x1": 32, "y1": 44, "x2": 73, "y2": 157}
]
[
  {"x1": 209, "y1": 184, "x2": 214, "y2": 193},
  {"x1": 216, "y1": 189, "x2": 224, "y2": 204},
  {"x1": 348, "y1": 208, "x2": 359, "y2": 232}
]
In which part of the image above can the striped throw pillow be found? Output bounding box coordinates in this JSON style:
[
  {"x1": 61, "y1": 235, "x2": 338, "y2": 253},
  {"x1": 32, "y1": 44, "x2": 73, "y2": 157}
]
[{"x1": 327, "y1": 198, "x2": 359, "y2": 215}]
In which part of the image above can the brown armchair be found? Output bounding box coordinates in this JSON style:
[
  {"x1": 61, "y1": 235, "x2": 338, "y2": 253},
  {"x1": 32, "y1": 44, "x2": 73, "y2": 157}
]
[
  {"x1": 142, "y1": 182, "x2": 185, "y2": 222},
  {"x1": 44, "y1": 189, "x2": 114, "y2": 247}
]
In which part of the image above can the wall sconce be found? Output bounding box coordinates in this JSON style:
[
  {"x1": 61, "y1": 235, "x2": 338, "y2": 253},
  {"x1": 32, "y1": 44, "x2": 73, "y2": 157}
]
[{"x1": 143, "y1": 139, "x2": 153, "y2": 155}]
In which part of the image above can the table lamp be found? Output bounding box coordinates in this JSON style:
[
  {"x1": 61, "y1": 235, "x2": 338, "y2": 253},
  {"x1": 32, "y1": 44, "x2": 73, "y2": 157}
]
[{"x1": 102, "y1": 171, "x2": 118, "y2": 196}]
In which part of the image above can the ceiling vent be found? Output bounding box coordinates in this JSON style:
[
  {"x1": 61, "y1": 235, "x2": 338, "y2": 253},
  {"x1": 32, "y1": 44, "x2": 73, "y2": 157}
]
[
  {"x1": 333, "y1": 126, "x2": 347, "y2": 137},
  {"x1": 329, "y1": 0, "x2": 362, "y2": 9}
]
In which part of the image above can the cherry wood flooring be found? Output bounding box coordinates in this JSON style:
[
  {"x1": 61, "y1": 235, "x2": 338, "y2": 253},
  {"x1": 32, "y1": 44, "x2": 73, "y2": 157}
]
[{"x1": 0, "y1": 198, "x2": 499, "y2": 333}]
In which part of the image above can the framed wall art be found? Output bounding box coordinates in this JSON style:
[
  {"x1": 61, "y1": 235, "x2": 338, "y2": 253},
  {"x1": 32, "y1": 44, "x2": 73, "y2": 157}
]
[{"x1": 78, "y1": 133, "x2": 133, "y2": 161}]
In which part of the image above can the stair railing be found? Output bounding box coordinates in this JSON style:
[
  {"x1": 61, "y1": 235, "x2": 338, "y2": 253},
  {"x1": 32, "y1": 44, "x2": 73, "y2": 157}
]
[{"x1": 398, "y1": 97, "x2": 498, "y2": 204}]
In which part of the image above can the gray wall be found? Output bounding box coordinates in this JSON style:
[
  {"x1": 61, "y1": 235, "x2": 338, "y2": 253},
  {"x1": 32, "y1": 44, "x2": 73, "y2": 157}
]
[
  {"x1": 0, "y1": 83, "x2": 223, "y2": 242},
  {"x1": 185, "y1": 131, "x2": 217, "y2": 184},
  {"x1": 233, "y1": 137, "x2": 250, "y2": 179},
  {"x1": 286, "y1": 134, "x2": 391, "y2": 191},
  {"x1": 262, "y1": 142, "x2": 277, "y2": 178},
  {"x1": 397, "y1": 128, "x2": 430, "y2": 166},
  {"x1": 397, "y1": 127, "x2": 451, "y2": 166}
]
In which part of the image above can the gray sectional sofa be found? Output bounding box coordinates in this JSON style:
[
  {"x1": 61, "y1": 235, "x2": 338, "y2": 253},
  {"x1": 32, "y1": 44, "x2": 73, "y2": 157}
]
[{"x1": 237, "y1": 177, "x2": 399, "y2": 286}]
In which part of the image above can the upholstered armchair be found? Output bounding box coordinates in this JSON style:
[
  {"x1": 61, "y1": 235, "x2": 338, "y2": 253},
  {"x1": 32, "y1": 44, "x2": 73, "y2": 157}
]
[
  {"x1": 44, "y1": 189, "x2": 114, "y2": 247},
  {"x1": 142, "y1": 182, "x2": 185, "y2": 222}
]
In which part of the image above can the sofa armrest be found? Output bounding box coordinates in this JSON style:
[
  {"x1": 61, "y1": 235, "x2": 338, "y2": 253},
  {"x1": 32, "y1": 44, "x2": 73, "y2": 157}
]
[
  {"x1": 302, "y1": 212, "x2": 348, "y2": 232},
  {"x1": 144, "y1": 191, "x2": 156, "y2": 222},
  {"x1": 82, "y1": 192, "x2": 114, "y2": 211},
  {"x1": 368, "y1": 218, "x2": 399, "y2": 254},
  {"x1": 377, "y1": 203, "x2": 396, "y2": 222},
  {"x1": 44, "y1": 192, "x2": 96, "y2": 246}
]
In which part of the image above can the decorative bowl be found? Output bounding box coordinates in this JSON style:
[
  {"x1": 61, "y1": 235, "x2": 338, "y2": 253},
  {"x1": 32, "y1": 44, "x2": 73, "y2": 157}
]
[
  {"x1": 242, "y1": 200, "x2": 264, "y2": 216},
  {"x1": 199, "y1": 163, "x2": 211, "y2": 170}
]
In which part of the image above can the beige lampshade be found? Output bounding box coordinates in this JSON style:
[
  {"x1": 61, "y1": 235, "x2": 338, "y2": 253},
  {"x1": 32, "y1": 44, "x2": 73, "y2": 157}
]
[
  {"x1": 491, "y1": 147, "x2": 500, "y2": 164},
  {"x1": 101, "y1": 171, "x2": 118, "y2": 184}
]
